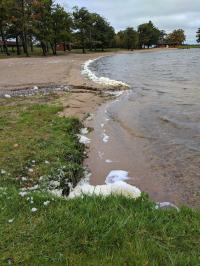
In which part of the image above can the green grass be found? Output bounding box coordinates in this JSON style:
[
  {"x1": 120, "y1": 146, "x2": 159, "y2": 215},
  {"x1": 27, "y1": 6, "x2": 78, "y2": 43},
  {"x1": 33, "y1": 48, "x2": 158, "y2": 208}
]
[
  {"x1": 0, "y1": 94, "x2": 85, "y2": 188},
  {"x1": 0, "y1": 94, "x2": 199, "y2": 265},
  {"x1": 0, "y1": 189, "x2": 199, "y2": 265}
]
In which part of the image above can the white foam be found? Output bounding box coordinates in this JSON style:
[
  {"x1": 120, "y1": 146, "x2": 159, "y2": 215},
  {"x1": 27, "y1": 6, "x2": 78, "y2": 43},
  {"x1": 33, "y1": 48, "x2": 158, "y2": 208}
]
[
  {"x1": 1, "y1": 169, "x2": 6, "y2": 175},
  {"x1": 105, "y1": 91, "x2": 124, "y2": 97},
  {"x1": 82, "y1": 58, "x2": 129, "y2": 88},
  {"x1": 80, "y1": 128, "x2": 89, "y2": 135},
  {"x1": 49, "y1": 180, "x2": 60, "y2": 187},
  {"x1": 86, "y1": 113, "x2": 94, "y2": 121},
  {"x1": 77, "y1": 135, "x2": 91, "y2": 144},
  {"x1": 19, "y1": 191, "x2": 28, "y2": 197},
  {"x1": 43, "y1": 201, "x2": 50, "y2": 206},
  {"x1": 49, "y1": 189, "x2": 63, "y2": 197},
  {"x1": 105, "y1": 159, "x2": 113, "y2": 163},
  {"x1": 68, "y1": 181, "x2": 141, "y2": 199},
  {"x1": 98, "y1": 151, "x2": 104, "y2": 159},
  {"x1": 103, "y1": 133, "x2": 109, "y2": 143},
  {"x1": 105, "y1": 170, "x2": 129, "y2": 184},
  {"x1": 155, "y1": 202, "x2": 179, "y2": 211},
  {"x1": 4, "y1": 94, "x2": 11, "y2": 98}
]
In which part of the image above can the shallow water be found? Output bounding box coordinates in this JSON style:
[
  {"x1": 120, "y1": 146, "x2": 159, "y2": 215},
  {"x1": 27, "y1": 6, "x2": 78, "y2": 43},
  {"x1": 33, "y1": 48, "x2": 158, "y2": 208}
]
[{"x1": 86, "y1": 49, "x2": 200, "y2": 207}]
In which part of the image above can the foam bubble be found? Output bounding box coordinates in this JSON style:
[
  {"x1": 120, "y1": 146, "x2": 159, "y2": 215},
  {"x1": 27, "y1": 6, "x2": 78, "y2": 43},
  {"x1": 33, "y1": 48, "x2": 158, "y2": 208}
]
[
  {"x1": 80, "y1": 128, "x2": 89, "y2": 135},
  {"x1": 103, "y1": 133, "x2": 109, "y2": 143},
  {"x1": 105, "y1": 159, "x2": 113, "y2": 163},
  {"x1": 4, "y1": 94, "x2": 11, "y2": 98},
  {"x1": 82, "y1": 58, "x2": 129, "y2": 88},
  {"x1": 105, "y1": 91, "x2": 124, "y2": 97},
  {"x1": 77, "y1": 135, "x2": 91, "y2": 144}
]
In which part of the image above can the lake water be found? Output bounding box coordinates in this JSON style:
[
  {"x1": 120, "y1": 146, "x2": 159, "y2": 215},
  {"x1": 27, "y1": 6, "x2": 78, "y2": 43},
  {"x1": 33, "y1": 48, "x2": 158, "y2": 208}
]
[{"x1": 86, "y1": 49, "x2": 200, "y2": 207}]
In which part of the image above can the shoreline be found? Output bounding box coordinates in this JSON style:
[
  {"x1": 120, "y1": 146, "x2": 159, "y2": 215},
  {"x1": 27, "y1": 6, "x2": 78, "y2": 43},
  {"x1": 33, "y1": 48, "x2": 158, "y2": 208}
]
[
  {"x1": 0, "y1": 47, "x2": 174, "y2": 119},
  {"x1": 0, "y1": 48, "x2": 174, "y2": 92}
]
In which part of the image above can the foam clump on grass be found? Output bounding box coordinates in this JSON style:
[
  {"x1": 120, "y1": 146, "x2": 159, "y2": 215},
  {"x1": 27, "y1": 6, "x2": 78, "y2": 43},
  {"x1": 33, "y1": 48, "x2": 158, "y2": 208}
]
[
  {"x1": 78, "y1": 135, "x2": 91, "y2": 144},
  {"x1": 4, "y1": 94, "x2": 11, "y2": 98},
  {"x1": 68, "y1": 170, "x2": 140, "y2": 199},
  {"x1": 68, "y1": 181, "x2": 141, "y2": 199},
  {"x1": 77, "y1": 127, "x2": 91, "y2": 144}
]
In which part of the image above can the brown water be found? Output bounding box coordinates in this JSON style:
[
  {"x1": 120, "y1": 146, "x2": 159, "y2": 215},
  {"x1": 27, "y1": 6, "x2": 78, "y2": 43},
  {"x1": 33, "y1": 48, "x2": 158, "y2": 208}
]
[{"x1": 86, "y1": 49, "x2": 200, "y2": 207}]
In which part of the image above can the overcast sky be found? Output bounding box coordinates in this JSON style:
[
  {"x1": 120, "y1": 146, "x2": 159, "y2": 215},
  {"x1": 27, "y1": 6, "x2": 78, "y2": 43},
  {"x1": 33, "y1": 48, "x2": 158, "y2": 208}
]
[{"x1": 56, "y1": 0, "x2": 200, "y2": 43}]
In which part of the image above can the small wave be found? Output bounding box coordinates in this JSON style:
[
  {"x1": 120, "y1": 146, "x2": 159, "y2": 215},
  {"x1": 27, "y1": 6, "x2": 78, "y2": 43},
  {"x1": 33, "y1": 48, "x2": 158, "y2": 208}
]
[{"x1": 82, "y1": 58, "x2": 129, "y2": 88}]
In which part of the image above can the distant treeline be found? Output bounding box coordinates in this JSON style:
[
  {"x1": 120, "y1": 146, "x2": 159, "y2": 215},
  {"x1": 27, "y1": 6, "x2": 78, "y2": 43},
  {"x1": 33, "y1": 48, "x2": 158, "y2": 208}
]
[{"x1": 0, "y1": 0, "x2": 197, "y2": 56}]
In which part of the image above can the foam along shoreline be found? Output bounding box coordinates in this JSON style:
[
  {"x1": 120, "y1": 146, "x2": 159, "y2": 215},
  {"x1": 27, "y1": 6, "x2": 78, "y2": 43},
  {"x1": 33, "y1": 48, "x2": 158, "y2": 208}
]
[{"x1": 82, "y1": 57, "x2": 130, "y2": 88}]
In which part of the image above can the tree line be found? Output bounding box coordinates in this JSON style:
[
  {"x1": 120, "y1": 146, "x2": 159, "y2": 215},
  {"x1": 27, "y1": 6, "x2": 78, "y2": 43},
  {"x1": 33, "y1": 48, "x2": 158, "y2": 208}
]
[
  {"x1": 196, "y1": 28, "x2": 200, "y2": 43},
  {"x1": 0, "y1": 1, "x2": 189, "y2": 56}
]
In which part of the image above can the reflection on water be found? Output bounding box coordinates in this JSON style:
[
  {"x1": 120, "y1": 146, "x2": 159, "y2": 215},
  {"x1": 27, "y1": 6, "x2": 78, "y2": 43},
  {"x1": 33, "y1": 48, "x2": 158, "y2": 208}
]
[{"x1": 87, "y1": 49, "x2": 200, "y2": 207}]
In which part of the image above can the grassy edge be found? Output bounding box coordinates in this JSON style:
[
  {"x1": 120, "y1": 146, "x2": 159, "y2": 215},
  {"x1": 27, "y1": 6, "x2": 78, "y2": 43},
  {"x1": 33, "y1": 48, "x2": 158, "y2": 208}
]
[{"x1": 0, "y1": 94, "x2": 199, "y2": 265}]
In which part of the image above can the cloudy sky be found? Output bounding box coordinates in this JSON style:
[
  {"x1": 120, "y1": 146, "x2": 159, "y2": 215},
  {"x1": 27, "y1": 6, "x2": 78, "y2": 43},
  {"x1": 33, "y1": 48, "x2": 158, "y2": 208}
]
[{"x1": 57, "y1": 0, "x2": 200, "y2": 43}]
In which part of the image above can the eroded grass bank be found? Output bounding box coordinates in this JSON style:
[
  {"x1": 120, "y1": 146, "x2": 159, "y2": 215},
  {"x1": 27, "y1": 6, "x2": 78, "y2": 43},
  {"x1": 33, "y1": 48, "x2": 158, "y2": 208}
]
[{"x1": 0, "y1": 94, "x2": 199, "y2": 265}]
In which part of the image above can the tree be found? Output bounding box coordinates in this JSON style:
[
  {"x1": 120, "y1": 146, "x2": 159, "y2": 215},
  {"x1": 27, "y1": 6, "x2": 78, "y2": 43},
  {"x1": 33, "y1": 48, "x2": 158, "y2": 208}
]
[
  {"x1": 0, "y1": 0, "x2": 14, "y2": 55},
  {"x1": 12, "y1": 0, "x2": 34, "y2": 56},
  {"x1": 167, "y1": 29, "x2": 186, "y2": 46},
  {"x1": 115, "y1": 28, "x2": 138, "y2": 50},
  {"x1": 124, "y1": 27, "x2": 138, "y2": 50},
  {"x1": 91, "y1": 13, "x2": 115, "y2": 51},
  {"x1": 158, "y1": 30, "x2": 167, "y2": 45},
  {"x1": 196, "y1": 28, "x2": 200, "y2": 43},
  {"x1": 51, "y1": 4, "x2": 72, "y2": 55},
  {"x1": 115, "y1": 30, "x2": 125, "y2": 48},
  {"x1": 32, "y1": 0, "x2": 53, "y2": 56},
  {"x1": 138, "y1": 21, "x2": 160, "y2": 48},
  {"x1": 73, "y1": 7, "x2": 91, "y2": 53}
]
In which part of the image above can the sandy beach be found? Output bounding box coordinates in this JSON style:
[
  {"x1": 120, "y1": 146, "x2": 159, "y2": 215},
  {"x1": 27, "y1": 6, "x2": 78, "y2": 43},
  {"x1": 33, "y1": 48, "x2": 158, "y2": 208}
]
[{"x1": 0, "y1": 51, "x2": 120, "y2": 91}]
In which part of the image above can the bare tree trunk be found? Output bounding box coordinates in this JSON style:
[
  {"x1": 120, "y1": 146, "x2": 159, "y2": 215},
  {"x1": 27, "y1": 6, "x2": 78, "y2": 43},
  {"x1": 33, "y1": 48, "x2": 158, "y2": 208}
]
[
  {"x1": 81, "y1": 32, "x2": 85, "y2": 53},
  {"x1": 24, "y1": 33, "x2": 29, "y2": 56},
  {"x1": 30, "y1": 36, "x2": 33, "y2": 53},
  {"x1": 50, "y1": 42, "x2": 56, "y2": 55},
  {"x1": 41, "y1": 41, "x2": 47, "y2": 56},
  {"x1": 16, "y1": 35, "x2": 21, "y2": 55},
  {"x1": 0, "y1": 29, "x2": 9, "y2": 56},
  {"x1": 54, "y1": 41, "x2": 57, "y2": 55}
]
